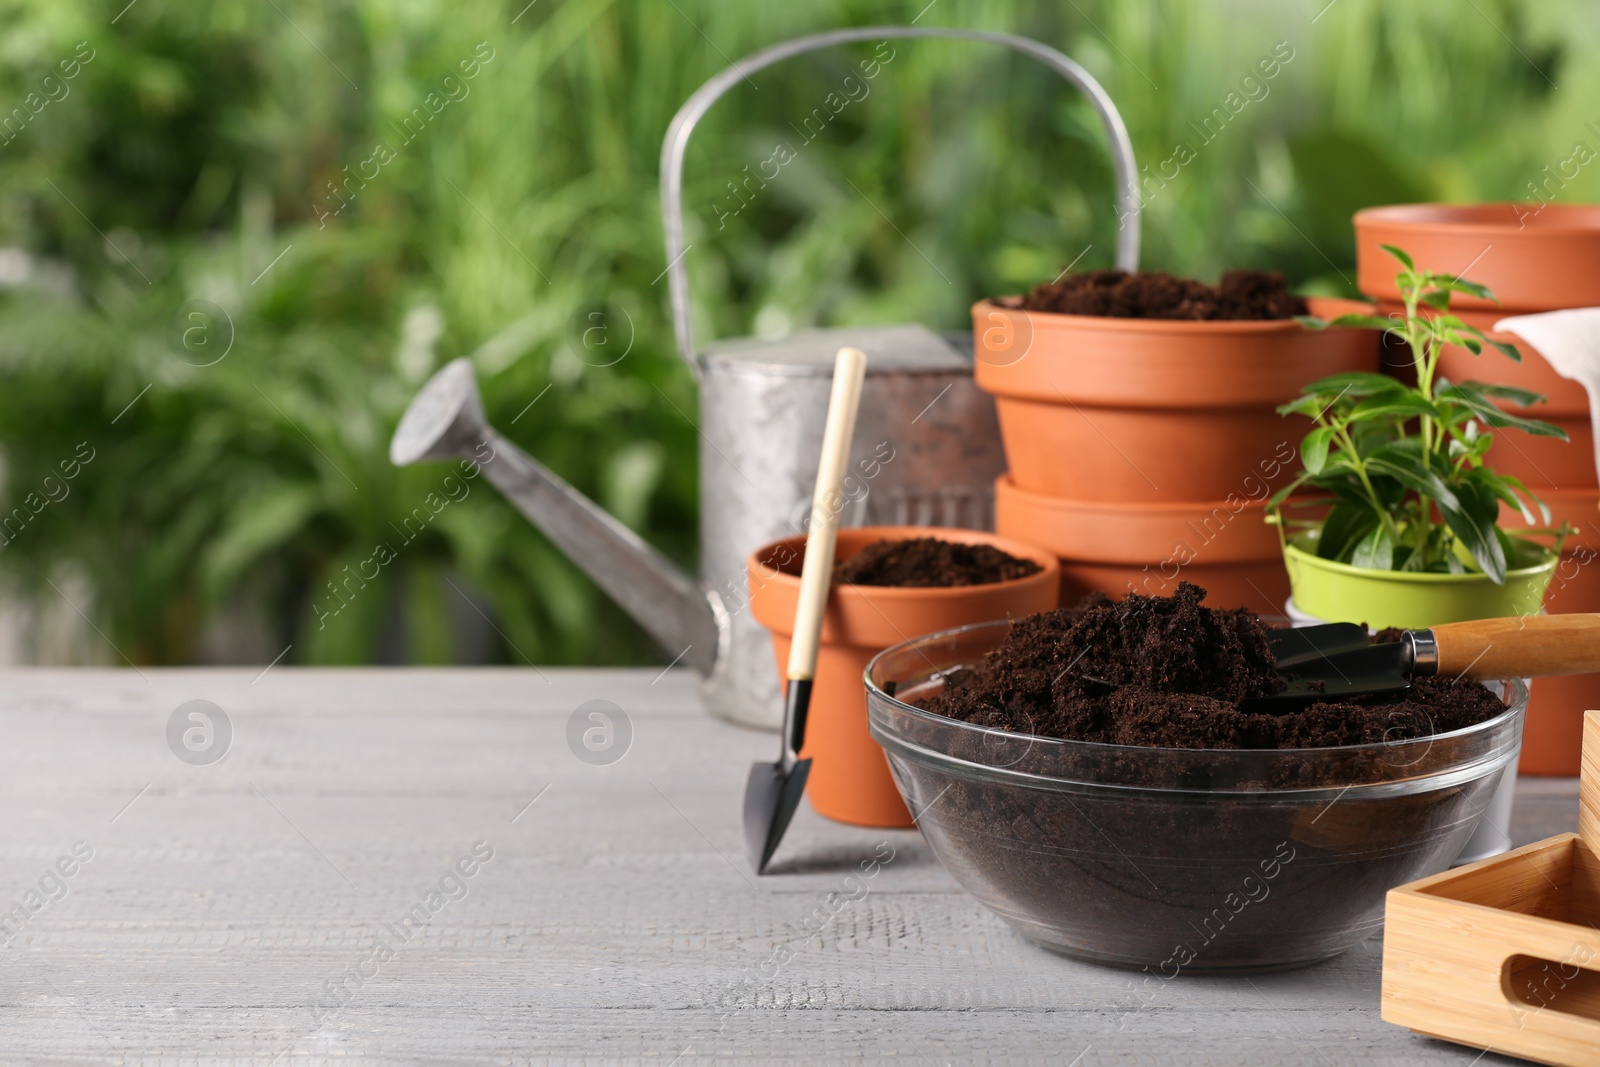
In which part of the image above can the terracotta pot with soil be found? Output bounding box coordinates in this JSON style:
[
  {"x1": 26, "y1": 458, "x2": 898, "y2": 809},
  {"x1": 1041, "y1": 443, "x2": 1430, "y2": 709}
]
[
  {"x1": 972, "y1": 270, "x2": 1380, "y2": 503},
  {"x1": 748, "y1": 526, "x2": 1058, "y2": 829}
]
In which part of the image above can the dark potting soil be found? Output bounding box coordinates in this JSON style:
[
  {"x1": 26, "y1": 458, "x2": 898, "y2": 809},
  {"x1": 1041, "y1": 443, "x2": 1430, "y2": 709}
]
[
  {"x1": 1013, "y1": 269, "x2": 1308, "y2": 321},
  {"x1": 902, "y1": 583, "x2": 1512, "y2": 971},
  {"x1": 919, "y1": 582, "x2": 1505, "y2": 750},
  {"x1": 833, "y1": 537, "x2": 1042, "y2": 588}
]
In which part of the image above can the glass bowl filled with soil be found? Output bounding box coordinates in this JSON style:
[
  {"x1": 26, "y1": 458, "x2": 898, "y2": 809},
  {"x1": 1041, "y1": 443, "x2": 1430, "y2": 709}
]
[{"x1": 863, "y1": 584, "x2": 1524, "y2": 974}]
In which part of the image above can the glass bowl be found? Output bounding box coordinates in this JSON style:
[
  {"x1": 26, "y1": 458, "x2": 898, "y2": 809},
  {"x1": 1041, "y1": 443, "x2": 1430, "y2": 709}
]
[{"x1": 864, "y1": 620, "x2": 1525, "y2": 973}]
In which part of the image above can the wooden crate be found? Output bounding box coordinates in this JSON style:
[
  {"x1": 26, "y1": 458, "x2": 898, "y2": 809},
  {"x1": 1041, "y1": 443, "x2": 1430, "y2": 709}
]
[{"x1": 1382, "y1": 709, "x2": 1600, "y2": 1064}]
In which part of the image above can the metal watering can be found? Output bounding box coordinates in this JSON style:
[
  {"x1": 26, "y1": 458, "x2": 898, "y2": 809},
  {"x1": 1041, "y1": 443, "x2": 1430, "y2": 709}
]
[{"x1": 391, "y1": 26, "x2": 1140, "y2": 730}]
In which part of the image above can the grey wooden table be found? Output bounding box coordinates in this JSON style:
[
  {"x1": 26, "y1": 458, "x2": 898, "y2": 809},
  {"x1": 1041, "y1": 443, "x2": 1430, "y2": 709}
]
[{"x1": 0, "y1": 668, "x2": 1576, "y2": 1066}]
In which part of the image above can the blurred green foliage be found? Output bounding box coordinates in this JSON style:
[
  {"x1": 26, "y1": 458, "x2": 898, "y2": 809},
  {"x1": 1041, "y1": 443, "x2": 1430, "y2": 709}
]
[{"x1": 0, "y1": 0, "x2": 1594, "y2": 665}]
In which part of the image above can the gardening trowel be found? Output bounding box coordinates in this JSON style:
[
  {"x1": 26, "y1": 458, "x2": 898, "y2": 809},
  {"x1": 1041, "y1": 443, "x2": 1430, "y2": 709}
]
[
  {"x1": 1247, "y1": 614, "x2": 1600, "y2": 710},
  {"x1": 743, "y1": 346, "x2": 867, "y2": 875},
  {"x1": 1266, "y1": 623, "x2": 1372, "y2": 669}
]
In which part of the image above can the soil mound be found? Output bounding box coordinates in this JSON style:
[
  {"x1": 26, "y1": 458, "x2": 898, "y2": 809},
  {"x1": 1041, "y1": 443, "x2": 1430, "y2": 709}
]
[
  {"x1": 833, "y1": 537, "x2": 1042, "y2": 588},
  {"x1": 1015, "y1": 269, "x2": 1308, "y2": 321},
  {"x1": 919, "y1": 583, "x2": 1507, "y2": 750}
]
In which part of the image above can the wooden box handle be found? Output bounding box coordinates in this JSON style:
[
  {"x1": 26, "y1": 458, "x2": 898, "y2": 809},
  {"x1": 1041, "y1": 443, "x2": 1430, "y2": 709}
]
[{"x1": 1582, "y1": 710, "x2": 1600, "y2": 847}]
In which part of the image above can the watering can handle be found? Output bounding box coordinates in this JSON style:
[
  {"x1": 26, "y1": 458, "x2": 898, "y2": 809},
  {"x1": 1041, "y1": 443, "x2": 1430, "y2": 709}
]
[{"x1": 659, "y1": 26, "x2": 1142, "y2": 373}]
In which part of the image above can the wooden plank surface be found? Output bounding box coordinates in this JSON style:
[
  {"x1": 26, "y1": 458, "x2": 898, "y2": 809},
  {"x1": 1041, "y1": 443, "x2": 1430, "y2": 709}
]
[{"x1": 0, "y1": 667, "x2": 1577, "y2": 1066}]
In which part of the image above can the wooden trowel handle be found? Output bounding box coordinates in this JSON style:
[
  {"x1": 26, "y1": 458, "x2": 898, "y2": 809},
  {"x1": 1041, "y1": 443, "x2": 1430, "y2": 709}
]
[
  {"x1": 786, "y1": 347, "x2": 868, "y2": 682},
  {"x1": 1431, "y1": 614, "x2": 1600, "y2": 680}
]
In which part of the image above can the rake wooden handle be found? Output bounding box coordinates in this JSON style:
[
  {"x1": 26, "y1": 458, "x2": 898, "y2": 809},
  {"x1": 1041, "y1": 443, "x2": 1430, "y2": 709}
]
[
  {"x1": 786, "y1": 347, "x2": 867, "y2": 682},
  {"x1": 1431, "y1": 614, "x2": 1600, "y2": 680}
]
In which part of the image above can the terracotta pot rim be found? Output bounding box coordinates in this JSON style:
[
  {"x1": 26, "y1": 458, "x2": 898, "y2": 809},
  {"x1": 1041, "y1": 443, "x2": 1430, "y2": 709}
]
[
  {"x1": 1355, "y1": 203, "x2": 1600, "y2": 237},
  {"x1": 973, "y1": 296, "x2": 1372, "y2": 335},
  {"x1": 747, "y1": 525, "x2": 1061, "y2": 602},
  {"x1": 996, "y1": 476, "x2": 1286, "y2": 565},
  {"x1": 996, "y1": 474, "x2": 1276, "y2": 516}
]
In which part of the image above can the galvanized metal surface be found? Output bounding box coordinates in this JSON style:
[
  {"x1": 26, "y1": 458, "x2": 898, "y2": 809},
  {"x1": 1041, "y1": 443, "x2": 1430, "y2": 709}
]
[
  {"x1": 697, "y1": 325, "x2": 1007, "y2": 729},
  {"x1": 0, "y1": 666, "x2": 1574, "y2": 1064}
]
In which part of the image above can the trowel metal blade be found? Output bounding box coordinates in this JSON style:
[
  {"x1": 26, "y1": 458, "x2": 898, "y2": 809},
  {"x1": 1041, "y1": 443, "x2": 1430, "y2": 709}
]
[
  {"x1": 1246, "y1": 641, "x2": 1412, "y2": 711},
  {"x1": 1267, "y1": 623, "x2": 1372, "y2": 668},
  {"x1": 742, "y1": 758, "x2": 812, "y2": 875}
]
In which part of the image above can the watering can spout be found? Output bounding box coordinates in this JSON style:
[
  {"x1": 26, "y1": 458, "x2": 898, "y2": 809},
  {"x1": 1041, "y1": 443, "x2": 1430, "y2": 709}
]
[{"x1": 390, "y1": 359, "x2": 725, "y2": 677}]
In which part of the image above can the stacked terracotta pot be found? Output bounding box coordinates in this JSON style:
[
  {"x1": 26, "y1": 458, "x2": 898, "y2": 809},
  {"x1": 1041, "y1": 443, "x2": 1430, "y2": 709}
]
[
  {"x1": 1355, "y1": 204, "x2": 1600, "y2": 775},
  {"x1": 971, "y1": 296, "x2": 1379, "y2": 615}
]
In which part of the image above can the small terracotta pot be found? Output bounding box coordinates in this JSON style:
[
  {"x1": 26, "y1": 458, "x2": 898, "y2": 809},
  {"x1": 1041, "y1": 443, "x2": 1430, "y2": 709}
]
[
  {"x1": 748, "y1": 526, "x2": 1059, "y2": 828},
  {"x1": 1375, "y1": 300, "x2": 1594, "y2": 489},
  {"x1": 972, "y1": 298, "x2": 1378, "y2": 502},
  {"x1": 993, "y1": 475, "x2": 1288, "y2": 613},
  {"x1": 1500, "y1": 487, "x2": 1600, "y2": 776},
  {"x1": 1355, "y1": 204, "x2": 1600, "y2": 313}
]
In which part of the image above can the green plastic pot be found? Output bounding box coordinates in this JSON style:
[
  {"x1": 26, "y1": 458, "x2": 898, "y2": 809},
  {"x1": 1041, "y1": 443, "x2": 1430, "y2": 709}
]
[{"x1": 1283, "y1": 534, "x2": 1557, "y2": 630}]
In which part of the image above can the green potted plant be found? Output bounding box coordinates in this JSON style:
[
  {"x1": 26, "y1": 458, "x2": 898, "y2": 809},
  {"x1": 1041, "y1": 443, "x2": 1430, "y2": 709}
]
[{"x1": 1268, "y1": 245, "x2": 1568, "y2": 629}]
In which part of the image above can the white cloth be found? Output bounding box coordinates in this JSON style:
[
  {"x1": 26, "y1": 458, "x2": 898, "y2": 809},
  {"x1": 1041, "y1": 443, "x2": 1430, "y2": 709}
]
[{"x1": 1496, "y1": 308, "x2": 1600, "y2": 476}]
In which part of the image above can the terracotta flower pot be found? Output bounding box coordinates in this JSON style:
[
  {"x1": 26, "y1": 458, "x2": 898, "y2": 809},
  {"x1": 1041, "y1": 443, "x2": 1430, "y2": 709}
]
[
  {"x1": 972, "y1": 298, "x2": 1379, "y2": 503},
  {"x1": 1500, "y1": 487, "x2": 1600, "y2": 776},
  {"x1": 1355, "y1": 203, "x2": 1600, "y2": 313},
  {"x1": 992, "y1": 475, "x2": 1288, "y2": 613},
  {"x1": 747, "y1": 526, "x2": 1059, "y2": 828},
  {"x1": 1376, "y1": 301, "x2": 1594, "y2": 489}
]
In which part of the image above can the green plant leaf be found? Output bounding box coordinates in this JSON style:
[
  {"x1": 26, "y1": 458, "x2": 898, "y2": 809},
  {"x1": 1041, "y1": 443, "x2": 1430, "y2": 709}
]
[
  {"x1": 1465, "y1": 381, "x2": 1545, "y2": 407},
  {"x1": 1458, "y1": 325, "x2": 1523, "y2": 362},
  {"x1": 1420, "y1": 289, "x2": 1450, "y2": 311},
  {"x1": 1366, "y1": 452, "x2": 1461, "y2": 512},
  {"x1": 1347, "y1": 388, "x2": 1440, "y2": 421},
  {"x1": 1484, "y1": 469, "x2": 1552, "y2": 525},
  {"x1": 1436, "y1": 275, "x2": 1496, "y2": 302},
  {"x1": 1350, "y1": 524, "x2": 1394, "y2": 570},
  {"x1": 1300, "y1": 425, "x2": 1335, "y2": 474},
  {"x1": 1381, "y1": 244, "x2": 1416, "y2": 271},
  {"x1": 1315, "y1": 501, "x2": 1380, "y2": 561},
  {"x1": 1295, "y1": 371, "x2": 1403, "y2": 398},
  {"x1": 1325, "y1": 313, "x2": 1402, "y2": 332},
  {"x1": 1456, "y1": 474, "x2": 1504, "y2": 525},
  {"x1": 1466, "y1": 467, "x2": 1536, "y2": 524},
  {"x1": 1489, "y1": 338, "x2": 1522, "y2": 361},
  {"x1": 1438, "y1": 488, "x2": 1508, "y2": 583},
  {"x1": 1266, "y1": 471, "x2": 1316, "y2": 511},
  {"x1": 1438, "y1": 384, "x2": 1570, "y2": 438},
  {"x1": 1277, "y1": 394, "x2": 1331, "y2": 418},
  {"x1": 1349, "y1": 418, "x2": 1403, "y2": 456}
]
